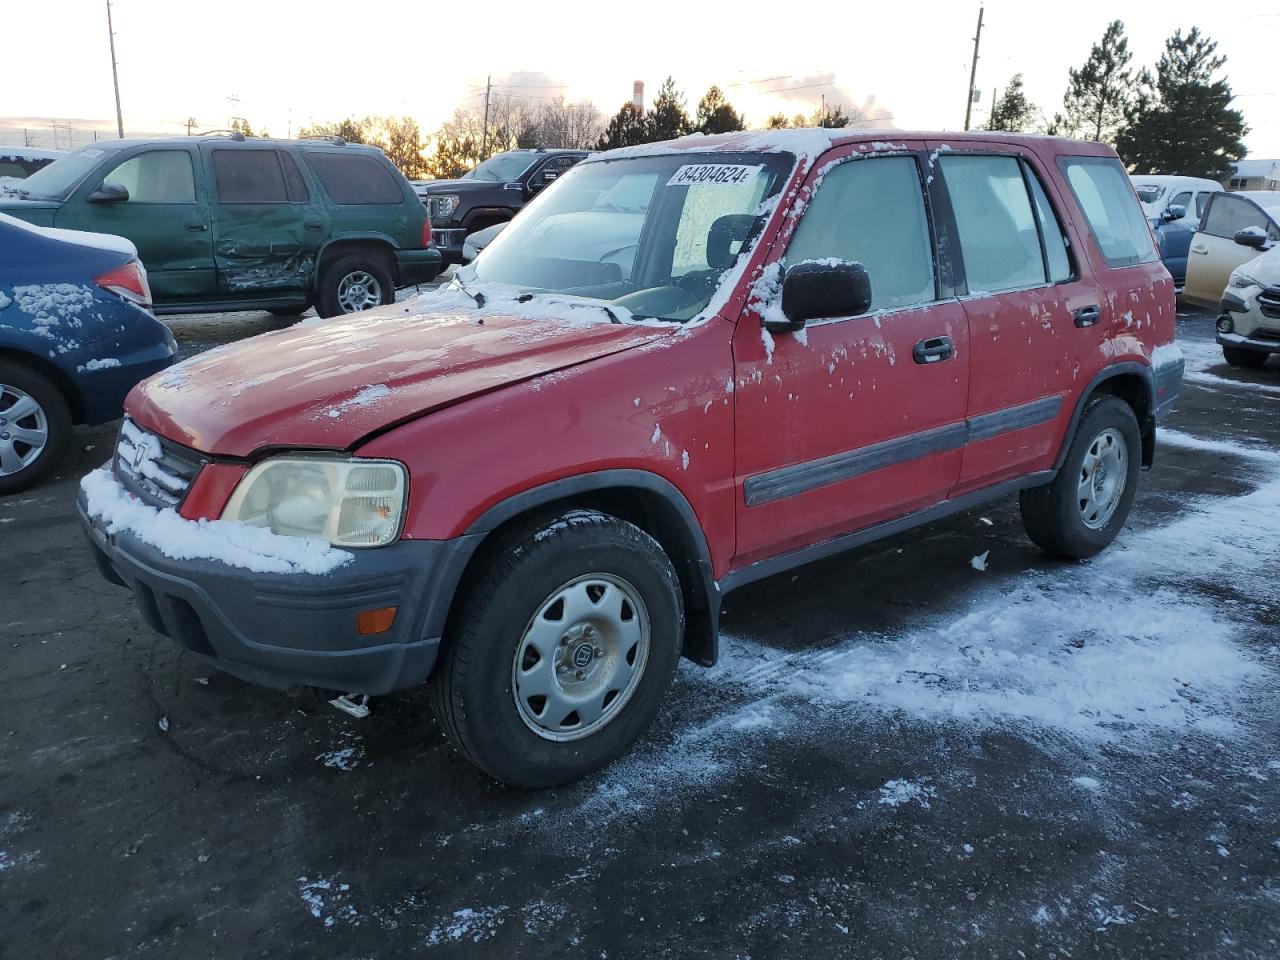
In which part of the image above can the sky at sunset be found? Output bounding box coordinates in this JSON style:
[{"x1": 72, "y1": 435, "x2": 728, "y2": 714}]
[{"x1": 2, "y1": 0, "x2": 1276, "y2": 157}]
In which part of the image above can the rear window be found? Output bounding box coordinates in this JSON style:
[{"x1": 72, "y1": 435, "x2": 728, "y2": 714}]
[
  {"x1": 1059, "y1": 157, "x2": 1157, "y2": 267},
  {"x1": 305, "y1": 153, "x2": 403, "y2": 205},
  {"x1": 1201, "y1": 193, "x2": 1277, "y2": 240},
  {"x1": 212, "y1": 150, "x2": 289, "y2": 203}
]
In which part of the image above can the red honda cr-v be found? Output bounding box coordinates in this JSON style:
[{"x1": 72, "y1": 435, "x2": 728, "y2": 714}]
[{"x1": 80, "y1": 130, "x2": 1184, "y2": 786}]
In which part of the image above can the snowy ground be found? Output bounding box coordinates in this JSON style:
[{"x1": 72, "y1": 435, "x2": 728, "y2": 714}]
[{"x1": 0, "y1": 305, "x2": 1277, "y2": 958}]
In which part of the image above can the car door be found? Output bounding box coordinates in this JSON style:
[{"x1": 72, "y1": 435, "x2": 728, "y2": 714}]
[
  {"x1": 732, "y1": 146, "x2": 970, "y2": 565},
  {"x1": 203, "y1": 146, "x2": 324, "y2": 297},
  {"x1": 55, "y1": 146, "x2": 215, "y2": 302},
  {"x1": 931, "y1": 146, "x2": 1101, "y2": 492},
  {"x1": 1185, "y1": 193, "x2": 1280, "y2": 307}
]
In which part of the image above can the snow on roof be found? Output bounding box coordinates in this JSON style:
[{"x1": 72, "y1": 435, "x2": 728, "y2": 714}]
[
  {"x1": 1234, "y1": 190, "x2": 1280, "y2": 214},
  {"x1": 0, "y1": 147, "x2": 65, "y2": 162},
  {"x1": 1129, "y1": 174, "x2": 1221, "y2": 189},
  {"x1": 0, "y1": 210, "x2": 137, "y2": 257},
  {"x1": 1231, "y1": 159, "x2": 1280, "y2": 179}
]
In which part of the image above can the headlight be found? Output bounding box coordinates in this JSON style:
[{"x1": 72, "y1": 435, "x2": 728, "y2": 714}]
[
  {"x1": 222, "y1": 457, "x2": 407, "y2": 548},
  {"x1": 1229, "y1": 271, "x2": 1259, "y2": 289},
  {"x1": 430, "y1": 194, "x2": 460, "y2": 221}
]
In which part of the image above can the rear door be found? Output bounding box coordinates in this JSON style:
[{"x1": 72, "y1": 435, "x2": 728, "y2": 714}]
[
  {"x1": 1184, "y1": 193, "x2": 1280, "y2": 307},
  {"x1": 203, "y1": 146, "x2": 324, "y2": 296},
  {"x1": 932, "y1": 145, "x2": 1099, "y2": 491},
  {"x1": 732, "y1": 145, "x2": 970, "y2": 564},
  {"x1": 56, "y1": 146, "x2": 215, "y2": 301}
]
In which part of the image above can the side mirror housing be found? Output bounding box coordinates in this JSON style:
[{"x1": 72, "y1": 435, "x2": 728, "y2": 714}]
[
  {"x1": 88, "y1": 182, "x2": 129, "y2": 204},
  {"x1": 1162, "y1": 204, "x2": 1186, "y2": 222},
  {"x1": 770, "y1": 259, "x2": 872, "y2": 333},
  {"x1": 1234, "y1": 228, "x2": 1268, "y2": 250}
]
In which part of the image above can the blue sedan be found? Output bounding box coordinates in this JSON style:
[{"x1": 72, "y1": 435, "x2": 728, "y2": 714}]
[{"x1": 0, "y1": 212, "x2": 176, "y2": 492}]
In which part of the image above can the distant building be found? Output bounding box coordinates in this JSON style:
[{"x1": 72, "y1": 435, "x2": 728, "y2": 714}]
[{"x1": 1223, "y1": 159, "x2": 1280, "y2": 192}]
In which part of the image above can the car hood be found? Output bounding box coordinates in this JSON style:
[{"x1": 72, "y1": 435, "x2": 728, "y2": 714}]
[
  {"x1": 126, "y1": 298, "x2": 669, "y2": 458},
  {"x1": 1239, "y1": 246, "x2": 1280, "y2": 287}
]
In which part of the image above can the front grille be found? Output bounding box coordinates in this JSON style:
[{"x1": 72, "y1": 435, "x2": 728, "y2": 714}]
[
  {"x1": 113, "y1": 418, "x2": 205, "y2": 510},
  {"x1": 1258, "y1": 286, "x2": 1280, "y2": 320}
]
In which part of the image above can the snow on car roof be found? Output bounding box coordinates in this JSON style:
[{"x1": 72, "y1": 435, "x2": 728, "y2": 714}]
[
  {"x1": 0, "y1": 210, "x2": 137, "y2": 257},
  {"x1": 1129, "y1": 174, "x2": 1220, "y2": 189},
  {"x1": 1235, "y1": 190, "x2": 1280, "y2": 214},
  {"x1": 0, "y1": 147, "x2": 65, "y2": 162}
]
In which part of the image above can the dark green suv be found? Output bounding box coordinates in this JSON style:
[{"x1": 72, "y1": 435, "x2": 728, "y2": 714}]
[{"x1": 0, "y1": 134, "x2": 441, "y2": 317}]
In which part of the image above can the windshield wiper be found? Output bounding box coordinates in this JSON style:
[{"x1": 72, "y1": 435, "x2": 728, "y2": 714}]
[
  {"x1": 517, "y1": 292, "x2": 623, "y2": 324},
  {"x1": 451, "y1": 277, "x2": 486, "y2": 308}
]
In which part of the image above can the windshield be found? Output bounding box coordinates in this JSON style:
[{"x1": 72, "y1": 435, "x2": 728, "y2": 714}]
[
  {"x1": 460, "y1": 152, "x2": 792, "y2": 322},
  {"x1": 1133, "y1": 184, "x2": 1164, "y2": 205},
  {"x1": 6, "y1": 146, "x2": 109, "y2": 199},
  {"x1": 464, "y1": 152, "x2": 537, "y2": 182}
]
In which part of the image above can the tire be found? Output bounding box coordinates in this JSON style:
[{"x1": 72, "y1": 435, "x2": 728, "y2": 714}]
[
  {"x1": 1019, "y1": 395, "x2": 1141, "y2": 560},
  {"x1": 314, "y1": 253, "x2": 394, "y2": 319},
  {"x1": 0, "y1": 359, "x2": 72, "y2": 495},
  {"x1": 429, "y1": 510, "x2": 685, "y2": 788},
  {"x1": 1222, "y1": 346, "x2": 1268, "y2": 369}
]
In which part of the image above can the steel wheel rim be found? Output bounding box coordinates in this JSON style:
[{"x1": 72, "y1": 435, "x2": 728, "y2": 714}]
[
  {"x1": 1078, "y1": 427, "x2": 1127, "y2": 530},
  {"x1": 0, "y1": 384, "x2": 48, "y2": 476},
  {"x1": 336, "y1": 270, "x2": 382, "y2": 312},
  {"x1": 512, "y1": 573, "x2": 651, "y2": 742}
]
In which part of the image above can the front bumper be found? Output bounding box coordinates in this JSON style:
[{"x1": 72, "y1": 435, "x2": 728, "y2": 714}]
[
  {"x1": 394, "y1": 247, "x2": 444, "y2": 287},
  {"x1": 1217, "y1": 330, "x2": 1280, "y2": 355},
  {"x1": 79, "y1": 492, "x2": 477, "y2": 695},
  {"x1": 430, "y1": 228, "x2": 467, "y2": 262}
]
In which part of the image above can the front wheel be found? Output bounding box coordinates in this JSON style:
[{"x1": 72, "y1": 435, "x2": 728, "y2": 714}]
[
  {"x1": 1019, "y1": 396, "x2": 1141, "y2": 559},
  {"x1": 429, "y1": 511, "x2": 684, "y2": 788},
  {"x1": 1222, "y1": 345, "x2": 1268, "y2": 369},
  {"x1": 314, "y1": 254, "x2": 394, "y2": 318}
]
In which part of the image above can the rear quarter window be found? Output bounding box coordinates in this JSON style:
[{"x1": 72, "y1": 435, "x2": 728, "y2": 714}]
[
  {"x1": 305, "y1": 153, "x2": 403, "y2": 205},
  {"x1": 1059, "y1": 157, "x2": 1157, "y2": 267}
]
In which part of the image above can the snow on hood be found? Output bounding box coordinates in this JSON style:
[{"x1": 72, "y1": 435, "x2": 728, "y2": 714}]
[
  {"x1": 1236, "y1": 244, "x2": 1280, "y2": 286},
  {"x1": 0, "y1": 210, "x2": 137, "y2": 258},
  {"x1": 126, "y1": 285, "x2": 672, "y2": 457}
]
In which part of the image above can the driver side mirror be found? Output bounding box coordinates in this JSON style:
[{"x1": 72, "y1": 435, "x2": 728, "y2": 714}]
[
  {"x1": 88, "y1": 181, "x2": 129, "y2": 204},
  {"x1": 768, "y1": 259, "x2": 872, "y2": 334},
  {"x1": 529, "y1": 169, "x2": 559, "y2": 195},
  {"x1": 1234, "y1": 228, "x2": 1269, "y2": 250},
  {"x1": 1162, "y1": 204, "x2": 1186, "y2": 222}
]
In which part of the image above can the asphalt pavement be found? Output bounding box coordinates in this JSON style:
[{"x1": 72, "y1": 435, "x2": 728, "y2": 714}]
[{"x1": 1, "y1": 303, "x2": 1277, "y2": 960}]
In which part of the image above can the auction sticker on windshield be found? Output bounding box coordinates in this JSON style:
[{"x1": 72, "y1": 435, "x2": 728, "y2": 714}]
[{"x1": 666, "y1": 164, "x2": 762, "y2": 187}]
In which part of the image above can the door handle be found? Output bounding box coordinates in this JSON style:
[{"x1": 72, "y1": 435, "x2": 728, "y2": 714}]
[
  {"x1": 303, "y1": 220, "x2": 323, "y2": 231},
  {"x1": 913, "y1": 335, "x2": 954, "y2": 364},
  {"x1": 184, "y1": 220, "x2": 207, "y2": 232},
  {"x1": 1073, "y1": 305, "x2": 1101, "y2": 327}
]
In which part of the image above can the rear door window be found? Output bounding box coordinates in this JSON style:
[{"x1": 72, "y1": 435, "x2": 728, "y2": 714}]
[
  {"x1": 1025, "y1": 168, "x2": 1073, "y2": 282},
  {"x1": 305, "y1": 153, "x2": 403, "y2": 205},
  {"x1": 1059, "y1": 157, "x2": 1157, "y2": 267},
  {"x1": 212, "y1": 150, "x2": 289, "y2": 203},
  {"x1": 102, "y1": 150, "x2": 196, "y2": 203},
  {"x1": 1169, "y1": 191, "x2": 1192, "y2": 216},
  {"x1": 784, "y1": 155, "x2": 935, "y2": 312},
  {"x1": 939, "y1": 154, "x2": 1045, "y2": 292}
]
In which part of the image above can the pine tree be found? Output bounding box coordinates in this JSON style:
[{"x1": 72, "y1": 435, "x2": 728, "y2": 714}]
[
  {"x1": 596, "y1": 103, "x2": 648, "y2": 150},
  {"x1": 695, "y1": 86, "x2": 746, "y2": 135},
  {"x1": 645, "y1": 77, "x2": 693, "y2": 142},
  {"x1": 985, "y1": 75, "x2": 1040, "y2": 133},
  {"x1": 1116, "y1": 28, "x2": 1247, "y2": 179},
  {"x1": 1061, "y1": 20, "x2": 1136, "y2": 142}
]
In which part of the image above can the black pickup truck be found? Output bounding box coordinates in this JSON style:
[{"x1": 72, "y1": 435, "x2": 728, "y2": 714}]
[{"x1": 414, "y1": 148, "x2": 589, "y2": 263}]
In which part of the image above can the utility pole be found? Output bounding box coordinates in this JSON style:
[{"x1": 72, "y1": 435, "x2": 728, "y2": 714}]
[
  {"x1": 821, "y1": 93, "x2": 826, "y2": 128},
  {"x1": 106, "y1": 0, "x2": 124, "y2": 138},
  {"x1": 963, "y1": 4, "x2": 984, "y2": 131},
  {"x1": 480, "y1": 75, "x2": 491, "y2": 160},
  {"x1": 185, "y1": 116, "x2": 198, "y2": 136}
]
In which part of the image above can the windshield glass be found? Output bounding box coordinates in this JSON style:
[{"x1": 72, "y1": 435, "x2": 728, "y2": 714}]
[
  {"x1": 1133, "y1": 184, "x2": 1164, "y2": 205},
  {"x1": 464, "y1": 152, "x2": 537, "y2": 182},
  {"x1": 8, "y1": 147, "x2": 109, "y2": 199},
  {"x1": 461, "y1": 152, "x2": 793, "y2": 322}
]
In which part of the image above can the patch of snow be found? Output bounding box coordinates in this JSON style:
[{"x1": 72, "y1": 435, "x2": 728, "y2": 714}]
[
  {"x1": 77, "y1": 358, "x2": 121, "y2": 372},
  {"x1": 0, "y1": 291, "x2": 10, "y2": 310},
  {"x1": 878, "y1": 779, "x2": 936, "y2": 809},
  {"x1": 1072, "y1": 776, "x2": 1101, "y2": 792},
  {"x1": 13, "y1": 283, "x2": 94, "y2": 326},
  {"x1": 681, "y1": 449, "x2": 690, "y2": 471},
  {"x1": 425, "y1": 905, "x2": 508, "y2": 946},
  {"x1": 323, "y1": 383, "x2": 392, "y2": 420},
  {"x1": 969, "y1": 551, "x2": 989, "y2": 571},
  {"x1": 297, "y1": 876, "x2": 359, "y2": 928},
  {"x1": 80, "y1": 467, "x2": 351, "y2": 576}
]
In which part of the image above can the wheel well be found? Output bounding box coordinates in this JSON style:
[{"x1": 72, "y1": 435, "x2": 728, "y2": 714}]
[
  {"x1": 0, "y1": 347, "x2": 83, "y2": 423},
  {"x1": 443, "y1": 486, "x2": 719, "y2": 667},
  {"x1": 1086, "y1": 373, "x2": 1154, "y2": 466},
  {"x1": 316, "y1": 240, "x2": 395, "y2": 286}
]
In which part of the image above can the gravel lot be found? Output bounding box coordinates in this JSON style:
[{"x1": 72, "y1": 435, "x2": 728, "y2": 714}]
[{"x1": 1, "y1": 303, "x2": 1278, "y2": 959}]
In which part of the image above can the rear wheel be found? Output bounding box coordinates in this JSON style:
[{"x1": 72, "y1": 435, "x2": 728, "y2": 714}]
[
  {"x1": 314, "y1": 254, "x2": 394, "y2": 318},
  {"x1": 0, "y1": 359, "x2": 72, "y2": 495},
  {"x1": 429, "y1": 510, "x2": 684, "y2": 788},
  {"x1": 1222, "y1": 345, "x2": 1268, "y2": 369},
  {"x1": 1019, "y1": 396, "x2": 1140, "y2": 559}
]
